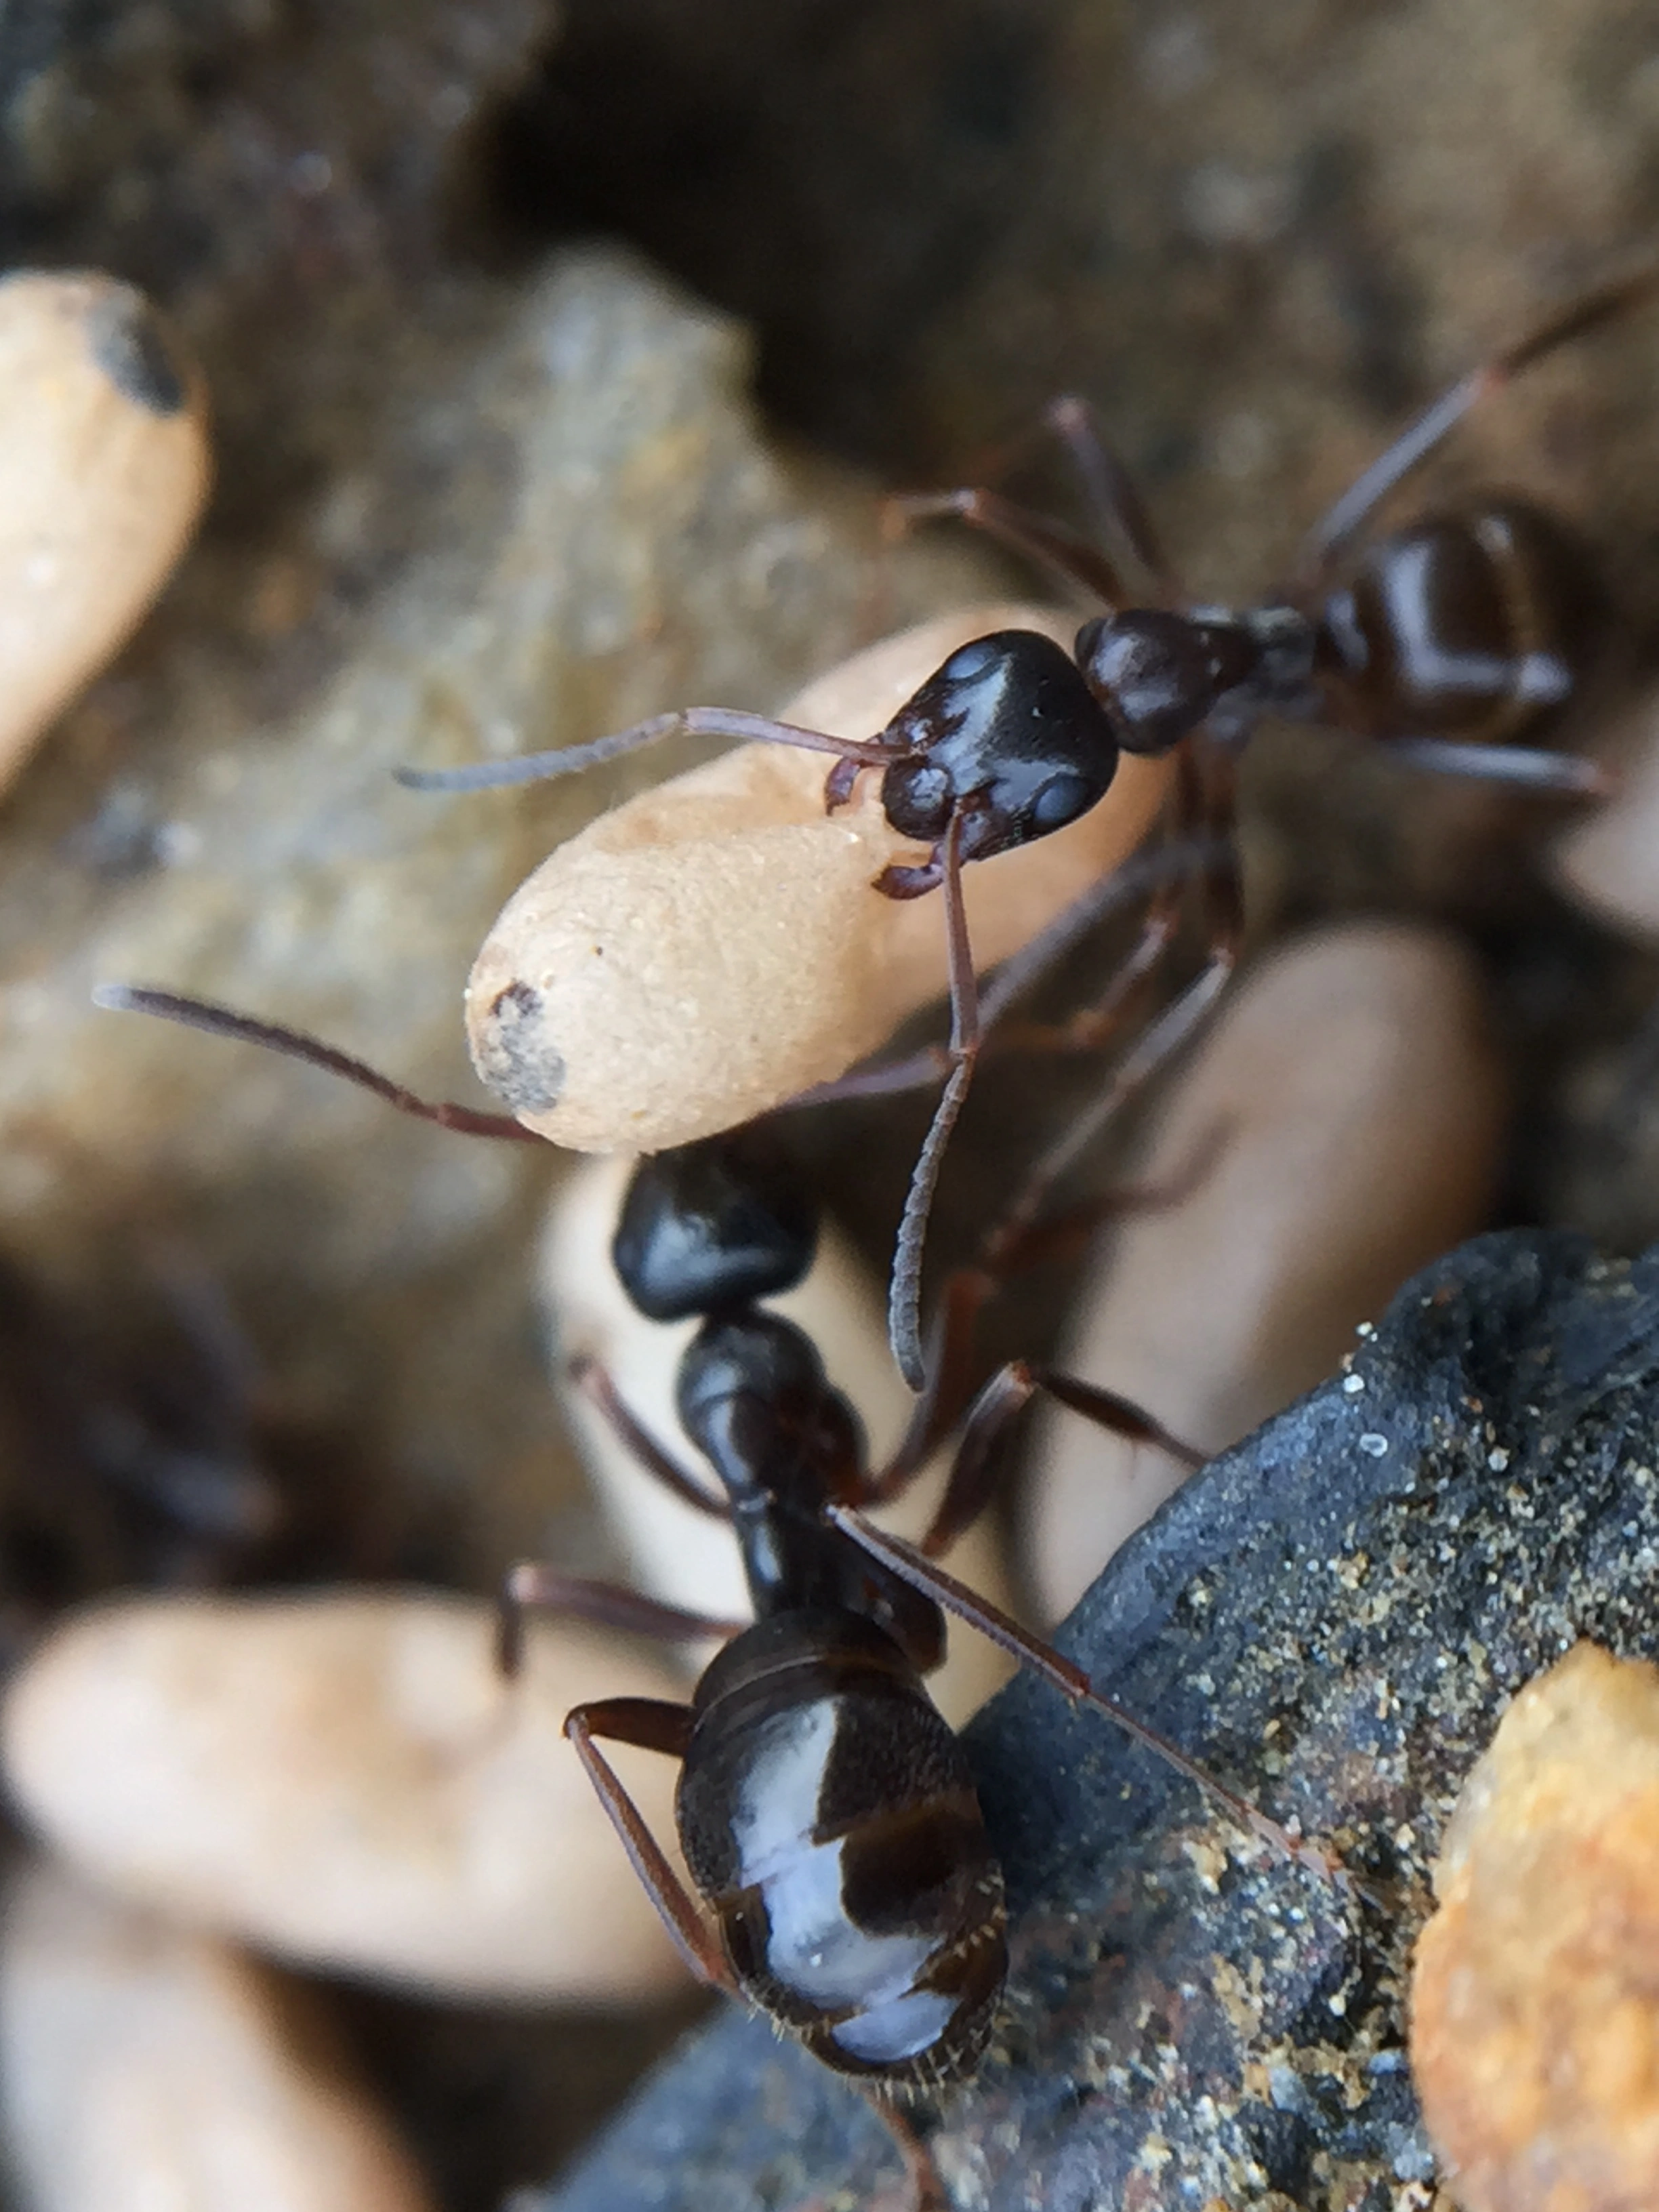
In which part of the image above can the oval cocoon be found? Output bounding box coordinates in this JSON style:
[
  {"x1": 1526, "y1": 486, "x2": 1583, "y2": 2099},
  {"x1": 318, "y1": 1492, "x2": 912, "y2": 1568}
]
[
  {"x1": 0, "y1": 272, "x2": 209, "y2": 785},
  {"x1": 466, "y1": 604, "x2": 1172, "y2": 1151},
  {"x1": 1, "y1": 1593, "x2": 687, "y2": 2004}
]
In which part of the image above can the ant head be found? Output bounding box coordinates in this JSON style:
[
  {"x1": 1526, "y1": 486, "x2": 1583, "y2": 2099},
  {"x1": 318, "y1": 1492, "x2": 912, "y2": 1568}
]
[
  {"x1": 1074, "y1": 613, "x2": 1258, "y2": 755},
  {"x1": 880, "y1": 630, "x2": 1120, "y2": 860},
  {"x1": 611, "y1": 1134, "x2": 818, "y2": 1324}
]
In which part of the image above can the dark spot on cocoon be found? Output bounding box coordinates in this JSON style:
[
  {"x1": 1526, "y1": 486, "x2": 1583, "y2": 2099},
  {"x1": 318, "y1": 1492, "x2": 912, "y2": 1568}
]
[
  {"x1": 470, "y1": 979, "x2": 566, "y2": 1112},
  {"x1": 86, "y1": 288, "x2": 189, "y2": 416}
]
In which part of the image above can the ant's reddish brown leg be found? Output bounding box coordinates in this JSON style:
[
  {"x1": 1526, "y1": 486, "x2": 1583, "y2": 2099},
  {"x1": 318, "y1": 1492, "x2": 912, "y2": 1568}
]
[
  {"x1": 981, "y1": 751, "x2": 1240, "y2": 1272},
  {"x1": 903, "y1": 1361, "x2": 1205, "y2": 1564},
  {"x1": 1382, "y1": 735, "x2": 1613, "y2": 796},
  {"x1": 867, "y1": 2100, "x2": 949, "y2": 2212},
  {"x1": 567, "y1": 1355, "x2": 731, "y2": 1519},
  {"x1": 822, "y1": 1507, "x2": 1351, "y2": 1893},
  {"x1": 862, "y1": 1124, "x2": 1230, "y2": 1512},
  {"x1": 495, "y1": 1566, "x2": 743, "y2": 1677},
  {"x1": 1298, "y1": 255, "x2": 1659, "y2": 583},
  {"x1": 1044, "y1": 394, "x2": 1183, "y2": 604},
  {"x1": 782, "y1": 835, "x2": 1216, "y2": 1113},
  {"x1": 562, "y1": 1701, "x2": 737, "y2": 1989},
  {"x1": 886, "y1": 487, "x2": 1128, "y2": 609}
]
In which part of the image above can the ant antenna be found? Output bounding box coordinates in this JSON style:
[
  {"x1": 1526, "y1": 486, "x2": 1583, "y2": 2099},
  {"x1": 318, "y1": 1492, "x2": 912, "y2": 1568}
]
[{"x1": 92, "y1": 984, "x2": 543, "y2": 1141}]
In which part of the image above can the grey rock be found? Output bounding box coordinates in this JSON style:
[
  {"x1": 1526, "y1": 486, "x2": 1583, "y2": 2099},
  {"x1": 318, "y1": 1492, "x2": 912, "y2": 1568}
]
[{"x1": 537, "y1": 1227, "x2": 1659, "y2": 2211}]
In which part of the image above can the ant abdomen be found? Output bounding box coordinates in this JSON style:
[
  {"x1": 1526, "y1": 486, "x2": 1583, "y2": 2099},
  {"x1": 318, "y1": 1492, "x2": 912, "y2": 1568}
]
[
  {"x1": 1314, "y1": 496, "x2": 1607, "y2": 744},
  {"x1": 676, "y1": 1608, "x2": 1008, "y2": 2085}
]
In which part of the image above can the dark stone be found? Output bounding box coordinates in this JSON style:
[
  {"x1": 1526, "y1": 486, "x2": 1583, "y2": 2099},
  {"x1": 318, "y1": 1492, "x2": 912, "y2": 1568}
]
[{"x1": 533, "y1": 1227, "x2": 1659, "y2": 2210}]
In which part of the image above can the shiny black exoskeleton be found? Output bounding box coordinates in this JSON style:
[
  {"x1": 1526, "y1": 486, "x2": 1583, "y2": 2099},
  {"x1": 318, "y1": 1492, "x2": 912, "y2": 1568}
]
[
  {"x1": 602, "y1": 1136, "x2": 1007, "y2": 2086},
  {"x1": 823, "y1": 492, "x2": 1606, "y2": 902}
]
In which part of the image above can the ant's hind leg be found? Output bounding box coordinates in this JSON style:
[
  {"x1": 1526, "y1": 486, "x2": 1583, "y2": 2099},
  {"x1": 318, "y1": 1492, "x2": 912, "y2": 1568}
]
[
  {"x1": 564, "y1": 1700, "x2": 737, "y2": 1990},
  {"x1": 1298, "y1": 256, "x2": 1659, "y2": 582},
  {"x1": 821, "y1": 1507, "x2": 1349, "y2": 1891},
  {"x1": 1382, "y1": 734, "x2": 1613, "y2": 796}
]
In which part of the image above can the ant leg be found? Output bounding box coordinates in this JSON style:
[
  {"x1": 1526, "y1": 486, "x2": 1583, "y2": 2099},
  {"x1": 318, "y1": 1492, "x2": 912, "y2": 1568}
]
[
  {"x1": 821, "y1": 1507, "x2": 1349, "y2": 1891},
  {"x1": 1044, "y1": 394, "x2": 1182, "y2": 604},
  {"x1": 497, "y1": 1564, "x2": 742, "y2": 1676},
  {"x1": 1298, "y1": 256, "x2": 1659, "y2": 582},
  {"x1": 394, "y1": 705, "x2": 899, "y2": 795},
  {"x1": 981, "y1": 752, "x2": 1240, "y2": 1272},
  {"x1": 785, "y1": 830, "x2": 1216, "y2": 1112},
  {"x1": 1381, "y1": 735, "x2": 1612, "y2": 796},
  {"x1": 567, "y1": 1354, "x2": 730, "y2": 1519},
  {"x1": 905, "y1": 1361, "x2": 1204, "y2": 1563},
  {"x1": 867, "y1": 2097, "x2": 948, "y2": 2212},
  {"x1": 886, "y1": 487, "x2": 1128, "y2": 609},
  {"x1": 94, "y1": 985, "x2": 541, "y2": 1141},
  {"x1": 563, "y1": 1700, "x2": 738, "y2": 1990},
  {"x1": 888, "y1": 812, "x2": 981, "y2": 1392},
  {"x1": 989, "y1": 865, "x2": 1185, "y2": 1059},
  {"x1": 863, "y1": 1126, "x2": 1229, "y2": 1507}
]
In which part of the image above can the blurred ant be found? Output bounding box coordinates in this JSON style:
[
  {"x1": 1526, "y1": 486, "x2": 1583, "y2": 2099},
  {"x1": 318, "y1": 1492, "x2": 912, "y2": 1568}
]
[
  {"x1": 394, "y1": 259, "x2": 1654, "y2": 1387},
  {"x1": 497, "y1": 1131, "x2": 1351, "y2": 2212}
]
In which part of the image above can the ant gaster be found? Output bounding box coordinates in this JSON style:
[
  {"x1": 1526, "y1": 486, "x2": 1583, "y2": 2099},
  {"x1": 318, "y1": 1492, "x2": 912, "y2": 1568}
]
[
  {"x1": 395, "y1": 261, "x2": 1654, "y2": 1387},
  {"x1": 500, "y1": 1132, "x2": 1352, "y2": 2212}
]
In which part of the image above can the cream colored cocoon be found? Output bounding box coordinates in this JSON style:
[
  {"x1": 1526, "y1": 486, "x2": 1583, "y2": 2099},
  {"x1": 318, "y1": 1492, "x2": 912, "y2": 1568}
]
[
  {"x1": 467, "y1": 604, "x2": 1173, "y2": 1151},
  {"x1": 1024, "y1": 922, "x2": 1507, "y2": 1620},
  {"x1": 0, "y1": 1862, "x2": 436, "y2": 2212},
  {"x1": 1554, "y1": 687, "x2": 1659, "y2": 939},
  {"x1": 1, "y1": 1593, "x2": 689, "y2": 2004},
  {"x1": 0, "y1": 272, "x2": 209, "y2": 785}
]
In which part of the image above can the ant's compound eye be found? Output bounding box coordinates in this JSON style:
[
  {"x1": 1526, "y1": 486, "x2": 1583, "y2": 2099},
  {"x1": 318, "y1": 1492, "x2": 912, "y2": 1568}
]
[
  {"x1": 1076, "y1": 611, "x2": 1221, "y2": 755},
  {"x1": 882, "y1": 755, "x2": 956, "y2": 840},
  {"x1": 1029, "y1": 771, "x2": 1094, "y2": 831}
]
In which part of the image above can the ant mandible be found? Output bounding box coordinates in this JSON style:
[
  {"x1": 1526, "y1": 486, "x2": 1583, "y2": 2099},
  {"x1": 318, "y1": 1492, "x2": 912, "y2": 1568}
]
[
  {"x1": 394, "y1": 260, "x2": 1654, "y2": 1389},
  {"x1": 497, "y1": 1131, "x2": 1353, "y2": 2212}
]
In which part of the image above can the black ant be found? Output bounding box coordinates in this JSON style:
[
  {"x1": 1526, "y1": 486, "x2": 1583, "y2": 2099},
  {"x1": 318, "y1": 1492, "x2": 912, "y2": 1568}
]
[
  {"x1": 499, "y1": 1130, "x2": 1354, "y2": 2212},
  {"x1": 393, "y1": 259, "x2": 1655, "y2": 1388}
]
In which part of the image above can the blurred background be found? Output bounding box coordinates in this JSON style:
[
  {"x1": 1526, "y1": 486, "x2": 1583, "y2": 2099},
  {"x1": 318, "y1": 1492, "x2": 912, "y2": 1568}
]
[{"x1": 1, "y1": 0, "x2": 1659, "y2": 2205}]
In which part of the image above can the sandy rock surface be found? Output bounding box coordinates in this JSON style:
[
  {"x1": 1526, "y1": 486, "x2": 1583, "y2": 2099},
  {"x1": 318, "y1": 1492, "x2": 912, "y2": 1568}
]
[
  {"x1": 1412, "y1": 1641, "x2": 1659, "y2": 2212},
  {"x1": 1, "y1": 1592, "x2": 690, "y2": 2003},
  {"x1": 0, "y1": 1860, "x2": 434, "y2": 2212},
  {"x1": 1024, "y1": 921, "x2": 1507, "y2": 1618}
]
